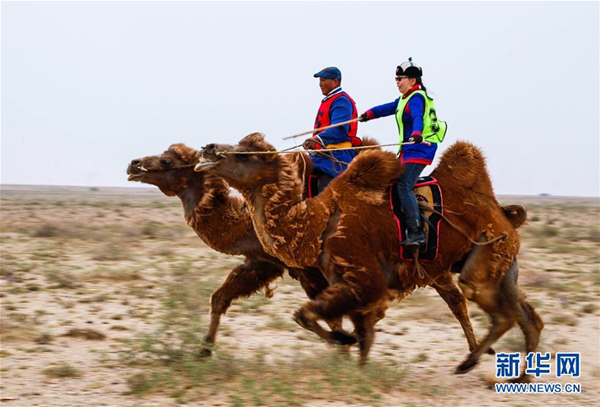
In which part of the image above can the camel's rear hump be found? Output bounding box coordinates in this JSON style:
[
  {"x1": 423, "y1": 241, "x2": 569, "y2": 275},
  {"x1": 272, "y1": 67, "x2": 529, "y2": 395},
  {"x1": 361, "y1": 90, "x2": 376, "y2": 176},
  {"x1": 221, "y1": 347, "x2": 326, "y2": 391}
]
[{"x1": 434, "y1": 141, "x2": 494, "y2": 193}]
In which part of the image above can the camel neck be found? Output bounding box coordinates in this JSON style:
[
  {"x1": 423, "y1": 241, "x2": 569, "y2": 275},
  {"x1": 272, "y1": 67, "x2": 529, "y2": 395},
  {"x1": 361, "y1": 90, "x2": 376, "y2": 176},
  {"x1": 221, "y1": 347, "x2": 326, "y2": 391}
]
[
  {"x1": 242, "y1": 160, "x2": 328, "y2": 268},
  {"x1": 178, "y1": 173, "x2": 231, "y2": 226}
]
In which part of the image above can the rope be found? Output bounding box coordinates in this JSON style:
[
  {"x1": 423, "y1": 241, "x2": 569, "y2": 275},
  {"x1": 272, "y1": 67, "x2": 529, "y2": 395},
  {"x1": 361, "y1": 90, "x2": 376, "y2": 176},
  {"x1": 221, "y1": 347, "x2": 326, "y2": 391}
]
[
  {"x1": 213, "y1": 142, "x2": 419, "y2": 157},
  {"x1": 418, "y1": 203, "x2": 508, "y2": 246}
]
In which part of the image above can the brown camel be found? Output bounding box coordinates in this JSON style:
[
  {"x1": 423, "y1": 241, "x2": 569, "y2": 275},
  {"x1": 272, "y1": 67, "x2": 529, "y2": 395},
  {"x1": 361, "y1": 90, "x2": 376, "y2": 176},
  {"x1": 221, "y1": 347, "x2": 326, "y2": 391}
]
[
  {"x1": 127, "y1": 143, "x2": 333, "y2": 355},
  {"x1": 127, "y1": 142, "x2": 489, "y2": 358},
  {"x1": 197, "y1": 133, "x2": 543, "y2": 380}
]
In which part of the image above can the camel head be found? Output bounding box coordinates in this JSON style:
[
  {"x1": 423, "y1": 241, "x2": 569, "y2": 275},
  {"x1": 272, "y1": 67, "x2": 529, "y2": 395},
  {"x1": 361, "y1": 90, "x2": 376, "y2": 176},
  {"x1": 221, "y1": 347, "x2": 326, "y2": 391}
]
[
  {"x1": 195, "y1": 133, "x2": 283, "y2": 191},
  {"x1": 127, "y1": 143, "x2": 202, "y2": 196}
]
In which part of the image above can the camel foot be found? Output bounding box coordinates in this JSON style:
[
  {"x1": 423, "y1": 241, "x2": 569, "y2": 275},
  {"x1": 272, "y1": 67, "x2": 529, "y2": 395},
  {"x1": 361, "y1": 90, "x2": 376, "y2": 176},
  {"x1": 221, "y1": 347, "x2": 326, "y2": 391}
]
[
  {"x1": 486, "y1": 347, "x2": 496, "y2": 355},
  {"x1": 196, "y1": 347, "x2": 212, "y2": 359},
  {"x1": 455, "y1": 357, "x2": 479, "y2": 374},
  {"x1": 293, "y1": 309, "x2": 311, "y2": 331},
  {"x1": 330, "y1": 330, "x2": 358, "y2": 346}
]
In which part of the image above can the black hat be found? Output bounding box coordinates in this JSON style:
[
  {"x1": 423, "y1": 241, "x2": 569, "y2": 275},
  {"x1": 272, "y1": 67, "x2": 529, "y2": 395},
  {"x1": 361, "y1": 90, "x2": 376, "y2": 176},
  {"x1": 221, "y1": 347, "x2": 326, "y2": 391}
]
[
  {"x1": 314, "y1": 66, "x2": 342, "y2": 80},
  {"x1": 396, "y1": 57, "x2": 422, "y2": 78}
]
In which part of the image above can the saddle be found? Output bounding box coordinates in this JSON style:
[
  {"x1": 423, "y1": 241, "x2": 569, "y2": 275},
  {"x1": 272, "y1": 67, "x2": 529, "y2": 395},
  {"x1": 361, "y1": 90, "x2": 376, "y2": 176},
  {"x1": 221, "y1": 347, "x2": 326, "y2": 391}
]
[
  {"x1": 306, "y1": 173, "x2": 443, "y2": 262},
  {"x1": 390, "y1": 176, "x2": 443, "y2": 261}
]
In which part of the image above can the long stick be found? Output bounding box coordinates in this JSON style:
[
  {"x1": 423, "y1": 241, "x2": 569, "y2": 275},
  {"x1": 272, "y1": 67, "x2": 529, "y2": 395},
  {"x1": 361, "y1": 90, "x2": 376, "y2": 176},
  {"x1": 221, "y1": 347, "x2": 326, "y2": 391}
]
[
  {"x1": 215, "y1": 141, "x2": 430, "y2": 156},
  {"x1": 282, "y1": 118, "x2": 360, "y2": 140}
]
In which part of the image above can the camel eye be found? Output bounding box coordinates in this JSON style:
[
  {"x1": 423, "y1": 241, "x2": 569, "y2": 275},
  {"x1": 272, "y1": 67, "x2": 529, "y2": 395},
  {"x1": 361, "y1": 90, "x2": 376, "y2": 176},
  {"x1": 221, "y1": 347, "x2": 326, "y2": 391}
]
[{"x1": 160, "y1": 159, "x2": 173, "y2": 168}]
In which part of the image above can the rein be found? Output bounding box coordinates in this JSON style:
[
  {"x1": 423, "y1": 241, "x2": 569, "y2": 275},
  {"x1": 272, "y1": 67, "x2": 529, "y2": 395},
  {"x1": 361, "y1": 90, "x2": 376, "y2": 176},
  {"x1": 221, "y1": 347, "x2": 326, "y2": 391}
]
[
  {"x1": 418, "y1": 203, "x2": 508, "y2": 246},
  {"x1": 211, "y1": 142, "x2": 417, "y2": 157}
]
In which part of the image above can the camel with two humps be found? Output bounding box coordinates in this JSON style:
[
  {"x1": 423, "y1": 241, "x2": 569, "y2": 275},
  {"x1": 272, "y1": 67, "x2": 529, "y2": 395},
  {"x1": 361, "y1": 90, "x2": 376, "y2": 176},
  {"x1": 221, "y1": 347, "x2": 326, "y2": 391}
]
[
  {"x1": 127, "y1": 141, "x2": 489, "y2": 358},
  {"x1": 197, "y1": 133, "x2": 543, "y2": 380},
  {"x1": 127, "y1": 144, "x2": 334, "y2": 355}
]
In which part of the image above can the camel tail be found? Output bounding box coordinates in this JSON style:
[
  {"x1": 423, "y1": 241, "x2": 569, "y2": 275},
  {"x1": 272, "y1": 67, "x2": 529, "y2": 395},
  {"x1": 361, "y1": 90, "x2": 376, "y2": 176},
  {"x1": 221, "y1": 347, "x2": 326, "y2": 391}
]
[
  {"x1": 502, "y1": 204, "x2": 528, "y2": 229},
  {"x1": 342, "y1": 149, "x2": 401, "y2": 189}
]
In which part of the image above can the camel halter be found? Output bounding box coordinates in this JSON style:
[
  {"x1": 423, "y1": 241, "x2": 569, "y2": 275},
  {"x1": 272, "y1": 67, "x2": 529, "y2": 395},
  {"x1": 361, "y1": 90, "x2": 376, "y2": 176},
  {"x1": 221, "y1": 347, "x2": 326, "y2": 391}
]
[{"x1": 134, "y1": 163, "x2": 197, "y2": 172}]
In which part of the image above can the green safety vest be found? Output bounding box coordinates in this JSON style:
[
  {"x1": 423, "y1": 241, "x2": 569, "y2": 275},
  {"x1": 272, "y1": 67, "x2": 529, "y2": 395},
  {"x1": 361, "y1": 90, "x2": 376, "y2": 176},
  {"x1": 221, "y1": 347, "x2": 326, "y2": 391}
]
[{"x1": 396, "y1": 90, "x2": 447, "y2": 152}]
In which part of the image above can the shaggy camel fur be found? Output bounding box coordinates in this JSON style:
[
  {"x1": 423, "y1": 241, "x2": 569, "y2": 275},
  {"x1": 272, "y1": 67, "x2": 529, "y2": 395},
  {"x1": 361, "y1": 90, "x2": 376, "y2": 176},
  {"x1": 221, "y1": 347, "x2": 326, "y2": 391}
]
[
  {"x1": 198, "y1": 133, "x2": 543, "y2": 380},
  {"x1": 127, "y1": 144, "x2": 332, "y2": 354},
  {"x1": 128, "y1": 142, "x2": 488, "y2": 358}
]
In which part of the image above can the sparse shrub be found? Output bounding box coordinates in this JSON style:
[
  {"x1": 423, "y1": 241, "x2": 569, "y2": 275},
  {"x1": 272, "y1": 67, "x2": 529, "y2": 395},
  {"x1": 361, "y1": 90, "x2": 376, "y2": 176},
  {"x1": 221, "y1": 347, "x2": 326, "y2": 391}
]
[
  {"x1": 35, "y1": 333, "x2": 54, "y2": 344},
  {"x1": 91, "y1": 242, "x2": 130, "y2": 261},
  {"x1": 47, "y1": 271, "x2": 79, "y2": 289},
  {"x1": 42, "y1": 363, "x2": 81, "y2": 378},
  {"x1": 26, "y1": 283, "x2": 40, "y2": 292},
  {"x1": 411, "y1": 352, "x2": 428, "y2": 363},
  {"x1": 141, "y1": 221, "x2": 161, "y2": 238},
  {"x1": 582, "y1": 303, "x2": 599, "y2": 314},
  {"x1": 540, "y1": 224, "x2": 559, "y2": 238},
  {"x1": 126, "y1": 373, "x2": 153, "y2": 395},
  {"x1": 63, "y1": 328, "x2": 106, "y2": 340},
  {"x1": 33, "y1": 223, "x2": 61, "y2": 238},
  {"x1": 587, "y1": 227, "x2": 600, "y2": 242},
  {"x1": 551, "y1": 314, "x2": 578, "y2": 326}
]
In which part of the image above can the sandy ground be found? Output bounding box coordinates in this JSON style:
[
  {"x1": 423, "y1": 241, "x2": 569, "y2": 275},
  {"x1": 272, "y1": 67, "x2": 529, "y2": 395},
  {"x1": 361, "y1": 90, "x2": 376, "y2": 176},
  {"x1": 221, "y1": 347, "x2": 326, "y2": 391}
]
[{"x1": 1, "y1": 185, "x2": 598, "y2": 406}]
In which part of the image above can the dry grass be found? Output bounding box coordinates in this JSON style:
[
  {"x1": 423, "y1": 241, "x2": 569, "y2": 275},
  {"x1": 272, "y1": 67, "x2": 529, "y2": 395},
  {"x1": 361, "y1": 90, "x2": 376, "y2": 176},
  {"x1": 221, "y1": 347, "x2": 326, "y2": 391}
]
[
  {"x1": 63, "y1": 328, "x2": 107, "y2": 340},
  {"x1": 0, "y1": 186, "x2": 598, "y2": 406},
  {"x1": 42, "y1": 363, "x2": 82, "y2": 378}
]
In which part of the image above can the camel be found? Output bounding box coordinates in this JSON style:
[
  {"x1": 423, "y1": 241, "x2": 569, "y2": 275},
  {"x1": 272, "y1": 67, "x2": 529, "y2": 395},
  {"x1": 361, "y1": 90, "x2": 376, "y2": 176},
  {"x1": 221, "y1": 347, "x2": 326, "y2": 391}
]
[
  {"x1": 127, "y1": 143, "x2": 332, "y2": 355},
  {"x1": 127, "y1": 142, "x2": 489, "y2": 359},
  {"x1": 197, "y1": 133, "x2": 543, "y2": 380}
]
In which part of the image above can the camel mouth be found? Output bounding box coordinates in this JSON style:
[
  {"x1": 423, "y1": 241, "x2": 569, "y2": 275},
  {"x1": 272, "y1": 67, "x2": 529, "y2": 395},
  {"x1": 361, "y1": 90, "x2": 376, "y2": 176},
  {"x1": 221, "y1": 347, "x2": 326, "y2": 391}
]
[
  {"x1": 194, "y1": 160, "x2": 218, "y2": 172},
  {"x1": 127, "y1": 173, "x2": 145, "y2": 182}
]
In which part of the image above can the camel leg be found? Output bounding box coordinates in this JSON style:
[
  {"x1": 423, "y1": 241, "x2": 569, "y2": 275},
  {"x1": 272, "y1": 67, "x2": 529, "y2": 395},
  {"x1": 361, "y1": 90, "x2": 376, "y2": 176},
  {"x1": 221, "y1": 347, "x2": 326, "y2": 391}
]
[
  {"x1": 288, "y1": 267, "x2": 343, "y2": 332},
  {"x1": 433, "y1": 273, "x2": 496, "y2": 355},
  {"x1": 500, "y1": 260, "x2": 544, "y2": 382},
  {"x1": 200, "y1": 259, "x2": 285, "y2": 356},
  {"x1": 455, "y1": 313, "x2": 514, "y2": 374},
  {"x1": 456, "y1": 246, "x2": 541, "y2": 375},
  {"x1": 349, "y1": 311, "x2": 377, "y2": 366},
  {"x1": 293, "y1": 302, "x2": 357, "y2": 346},
  {"x1": 432, "y1": 272, "x2": 494, "y2": 354},
  {"x1": 293, "y1": 282, "x2": 366, "y2": 346},
  {"x1": 454, "y1": 235, "x2": 516, "y2": 373}
]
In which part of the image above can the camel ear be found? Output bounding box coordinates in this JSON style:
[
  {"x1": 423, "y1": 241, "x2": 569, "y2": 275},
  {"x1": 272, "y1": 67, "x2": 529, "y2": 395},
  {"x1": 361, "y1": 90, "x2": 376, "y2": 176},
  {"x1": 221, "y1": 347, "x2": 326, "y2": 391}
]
[
  {"x1": 239, "y1": 132, "x2": 275, "y2": 151},
  {"x1": 169, "y1": 143, "x2": 197, "y2": 163}
]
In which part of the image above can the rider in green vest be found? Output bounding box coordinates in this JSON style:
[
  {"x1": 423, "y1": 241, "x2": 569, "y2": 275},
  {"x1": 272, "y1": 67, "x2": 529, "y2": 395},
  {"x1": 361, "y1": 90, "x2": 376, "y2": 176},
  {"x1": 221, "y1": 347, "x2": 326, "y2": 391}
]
[{"x1": 359, "y1": 58, "x2": 447, "y2": 249}]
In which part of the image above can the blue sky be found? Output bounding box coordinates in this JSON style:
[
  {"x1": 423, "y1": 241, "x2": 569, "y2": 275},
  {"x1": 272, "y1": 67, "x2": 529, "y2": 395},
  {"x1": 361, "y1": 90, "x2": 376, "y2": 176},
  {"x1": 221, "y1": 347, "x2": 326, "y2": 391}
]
[{"x1": 2, "y1": 1, "x2": 599, "y2": 196}]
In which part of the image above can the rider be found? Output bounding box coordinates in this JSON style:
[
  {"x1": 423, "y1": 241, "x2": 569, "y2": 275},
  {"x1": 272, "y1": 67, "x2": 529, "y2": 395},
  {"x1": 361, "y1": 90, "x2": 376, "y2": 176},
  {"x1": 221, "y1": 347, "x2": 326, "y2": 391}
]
[
  {"x1": 303, "y1": 66, "x2": 361, "y2": 195},
  {"x1": 359, "y1": 58, "x2": 447, "y2": 248}
]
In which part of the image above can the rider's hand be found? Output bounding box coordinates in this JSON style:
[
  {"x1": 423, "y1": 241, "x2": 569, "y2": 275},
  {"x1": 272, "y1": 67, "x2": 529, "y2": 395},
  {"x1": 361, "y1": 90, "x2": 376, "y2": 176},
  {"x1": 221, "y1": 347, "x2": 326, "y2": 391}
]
[
  {"x1": 303, "y1": 138, "x2": 319, "y2": 150},
  {"x1": 359, "y1": 113, "x2": 369, "y2": 122},
  {"x1": 409, "y1": 134, "x2": 423, "y2": 144}
]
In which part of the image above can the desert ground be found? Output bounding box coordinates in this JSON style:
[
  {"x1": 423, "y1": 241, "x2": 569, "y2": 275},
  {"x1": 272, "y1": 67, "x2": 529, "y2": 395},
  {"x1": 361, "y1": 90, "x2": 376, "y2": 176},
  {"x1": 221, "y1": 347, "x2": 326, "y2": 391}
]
[{"x1": 1, "y1": 184, "x2": 598, "y2": 407}]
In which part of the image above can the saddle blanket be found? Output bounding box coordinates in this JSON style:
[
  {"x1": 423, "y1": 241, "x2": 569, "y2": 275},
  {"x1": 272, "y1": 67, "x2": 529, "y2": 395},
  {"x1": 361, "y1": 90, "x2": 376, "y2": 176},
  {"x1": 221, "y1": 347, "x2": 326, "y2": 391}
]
[{"x1": 389, "y1": 176, "x2": 443, "y2": 261}]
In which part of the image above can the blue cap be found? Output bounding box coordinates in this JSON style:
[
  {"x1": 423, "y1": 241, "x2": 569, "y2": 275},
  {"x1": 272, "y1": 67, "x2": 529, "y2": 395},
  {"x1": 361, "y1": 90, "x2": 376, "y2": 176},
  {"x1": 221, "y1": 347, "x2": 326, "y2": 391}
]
[{"x1": 313, "y1": 66, "x2": 341, "y2": 80}]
